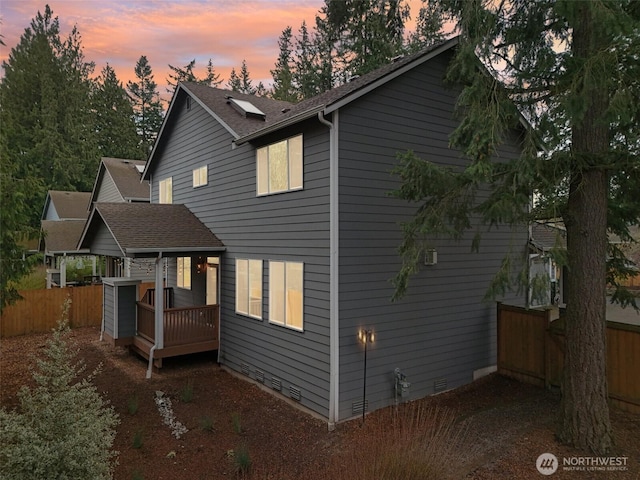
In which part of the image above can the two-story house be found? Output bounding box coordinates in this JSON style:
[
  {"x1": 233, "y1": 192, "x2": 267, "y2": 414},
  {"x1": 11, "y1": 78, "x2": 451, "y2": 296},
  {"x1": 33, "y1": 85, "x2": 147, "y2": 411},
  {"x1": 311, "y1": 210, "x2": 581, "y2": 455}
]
[{"x1": 79, "y1": 37, "x2": 527, "y2": 426}]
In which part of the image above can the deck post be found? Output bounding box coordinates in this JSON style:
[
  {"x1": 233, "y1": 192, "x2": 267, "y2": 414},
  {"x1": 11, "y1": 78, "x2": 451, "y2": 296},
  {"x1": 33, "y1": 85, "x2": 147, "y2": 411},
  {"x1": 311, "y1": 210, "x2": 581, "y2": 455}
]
[{"x1": 155, "y1": 254, "x2": 164, "y2": 350}]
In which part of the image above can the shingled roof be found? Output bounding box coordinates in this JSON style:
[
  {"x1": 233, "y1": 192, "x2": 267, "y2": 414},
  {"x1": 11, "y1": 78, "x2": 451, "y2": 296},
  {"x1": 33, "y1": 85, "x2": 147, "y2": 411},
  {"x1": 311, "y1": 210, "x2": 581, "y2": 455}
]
[
  {"x1": 100, "y1": 157, "x2": 149, "y2": 202},
  {"x1": 40, "y1": 220, "x2": 89, "y2": 254},
  {"x1": 45, "y1": 190, "x2": 91, "y2": 220},
  {"x1": 79, "y1": 203, "x2": 225, "y2": 257}
]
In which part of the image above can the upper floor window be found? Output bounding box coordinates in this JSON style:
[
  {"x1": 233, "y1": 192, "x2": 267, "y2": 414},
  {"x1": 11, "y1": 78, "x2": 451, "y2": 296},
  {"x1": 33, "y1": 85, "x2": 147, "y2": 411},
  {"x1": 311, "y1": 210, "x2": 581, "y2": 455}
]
[
  {"x1": 193, "y1": 165, "x2": 208, "y2": 188},
  {"x1": 236, "y1": 259, "x2": 262, "y2": 319},
  {"x1": 256, "y1": 134, "x2": 303, "y2": 195},
  {"x1": 177, "y1": 257, "x2": 191, "y2": 289},
  {"x1": 269, "y1": 260, "x2": 303, "y2": 331},
  {"x1": 159, "y1": 177, "x2": 172, "y2": 204}
]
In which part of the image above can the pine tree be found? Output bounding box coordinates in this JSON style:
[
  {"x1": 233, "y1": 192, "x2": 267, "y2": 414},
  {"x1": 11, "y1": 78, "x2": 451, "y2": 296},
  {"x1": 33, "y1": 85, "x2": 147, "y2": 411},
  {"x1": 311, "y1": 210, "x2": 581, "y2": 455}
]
[
  {"x1": 0, "y1": 5, "x2": 99, "y2": 227},
  {"x1": 92, "y1": 64, "x2": 144, "y2": 159},
  {"x1": 166, "y1": 58, "x2": 223, "y2": 93},
  {"x1": 292, "y1": 21, "x2": 332, "y2": 99},
  {"x1": 405, "y1": 0, "x2": 448, "y2": 53},
  {"x1": 270, "y1": 26, "x2": 298, "y2": 102},
  {"x1": 392, "y1": 0, "x2": 640, "y2": 454},
  {"x1": 126, "y1": 55, "x2": 164, "y2": 154},
  {"x1": 0, "y1": 309, "x2": 119, "y2": 479},
  {"x1": 227, "y1": 60, "x2": 256, "y2": 95}
]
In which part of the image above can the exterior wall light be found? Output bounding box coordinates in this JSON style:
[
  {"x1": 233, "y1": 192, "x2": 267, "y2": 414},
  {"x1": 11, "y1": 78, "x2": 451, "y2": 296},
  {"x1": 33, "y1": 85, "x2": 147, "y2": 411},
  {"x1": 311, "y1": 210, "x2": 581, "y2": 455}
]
[{"x1": 358, "y1": 328, "x2": 375, "y2": 423}]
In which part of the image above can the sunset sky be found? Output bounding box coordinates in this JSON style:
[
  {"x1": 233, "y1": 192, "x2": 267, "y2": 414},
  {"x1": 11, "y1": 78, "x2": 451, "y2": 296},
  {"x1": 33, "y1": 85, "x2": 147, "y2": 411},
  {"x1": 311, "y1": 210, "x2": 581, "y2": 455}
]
[{"x1": 1, "y1": 0, "x2": 423, "y2": 101}]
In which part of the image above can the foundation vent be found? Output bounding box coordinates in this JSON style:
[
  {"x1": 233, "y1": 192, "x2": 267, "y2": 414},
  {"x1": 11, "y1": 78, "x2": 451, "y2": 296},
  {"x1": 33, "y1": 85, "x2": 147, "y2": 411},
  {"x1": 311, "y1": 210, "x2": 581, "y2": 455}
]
[
  {"x1": 352, "y1": 400, "x2": 368, "y2": 416},
  {"x1": 241, "y1": 363, "x2": 250, "y2": 376},
  {"x1": 434, "y1": 378, "x2": 448, "y2": 393},
  {"x1": 271, "y1": 378, "x2": 282, "y2": 391},
  {"x1": 290, "y1": 386, "x2": 301, "y2": 402},
  {"x1": 255, "y1": 370, "x2": 265, "y2": 383}
]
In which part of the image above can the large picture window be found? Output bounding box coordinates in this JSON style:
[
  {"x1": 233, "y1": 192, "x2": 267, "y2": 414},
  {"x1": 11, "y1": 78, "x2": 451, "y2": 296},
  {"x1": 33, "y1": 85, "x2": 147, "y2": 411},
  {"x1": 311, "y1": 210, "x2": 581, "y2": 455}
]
[
  {"x1": 159, "y1": 177, "x2": 172, "y2": 204},
  {"x1": 177, "y1": 257, "x2": 191, "y2": 289},
  {"x1": 256, "y1": 134, "x2": 303, "y2": 195},
  {"x1": 236, "y1": 259, "x2": 262, "y2": 319},
  {"x1": 269, "y1": 261, "x2": 303, "y2": 331}
]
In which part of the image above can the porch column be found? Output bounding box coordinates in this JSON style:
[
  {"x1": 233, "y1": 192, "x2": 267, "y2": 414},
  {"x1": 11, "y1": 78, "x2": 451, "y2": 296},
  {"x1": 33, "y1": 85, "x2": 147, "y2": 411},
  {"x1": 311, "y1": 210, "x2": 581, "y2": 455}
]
[{"x1": 155, "y1": 254, "x2": 164, "y2": 349}]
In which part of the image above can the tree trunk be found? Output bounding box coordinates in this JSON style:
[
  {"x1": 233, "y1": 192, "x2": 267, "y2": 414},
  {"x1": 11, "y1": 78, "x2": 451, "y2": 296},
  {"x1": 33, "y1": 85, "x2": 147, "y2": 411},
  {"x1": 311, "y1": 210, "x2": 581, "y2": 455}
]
[{"x1": 558, "y1": 2, "x2": 613, "y2": 454}]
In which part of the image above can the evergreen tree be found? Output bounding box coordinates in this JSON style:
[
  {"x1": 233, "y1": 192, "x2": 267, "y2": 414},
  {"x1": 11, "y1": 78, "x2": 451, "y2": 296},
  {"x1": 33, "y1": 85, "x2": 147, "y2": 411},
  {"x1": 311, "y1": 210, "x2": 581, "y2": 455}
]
[
  {"x1": 0, "y1": 5, "x2": 99, "y2": 227},
  {"x1": 92, "y1": 64, "x2": 144, "y2": 159},
  {"x1": 126, "y1": 55, "x2": 164, "y2": 154},
  {"x1": 227, "y1": 67, "x2": 242, "y2": 92},
  {"x1": 317, "y1": 0, "x2": 410, "y2": 79},
  {"x1": 405, "y1": 0, "x2": 448, "y2": 53},
  {"x1": 270, "y1": 26, "x2": 298, "y2": 102},
  {"x1": 166, "y1": 58, "x2": 223, "y2": 92},
  {"x1": 392, "y1": 0, "x2": 640, "y2": 454},
  {"x1": 0, "y1": 311, "x2": 119, "y2": 479},
  {"x1": 227, "y1": 60, "x2": 256, "y2": 95},
  {"x1": 292, "y1": 21, "x2": 333, "y2": 99}
]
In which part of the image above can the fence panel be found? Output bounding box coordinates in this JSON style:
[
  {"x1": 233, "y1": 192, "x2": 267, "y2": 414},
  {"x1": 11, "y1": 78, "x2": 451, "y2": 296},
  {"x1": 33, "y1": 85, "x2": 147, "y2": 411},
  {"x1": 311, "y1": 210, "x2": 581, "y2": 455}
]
[
  {"x1": 0, "y1": 286, "x2": 103, "y2": 337},
  {"x1": 497, "y1": 303, "x2": 640, "y2": 414}
]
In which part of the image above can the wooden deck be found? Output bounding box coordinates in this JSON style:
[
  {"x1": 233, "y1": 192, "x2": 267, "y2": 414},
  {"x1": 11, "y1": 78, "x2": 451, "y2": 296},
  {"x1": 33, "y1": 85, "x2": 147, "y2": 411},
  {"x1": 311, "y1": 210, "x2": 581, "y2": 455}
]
[{"x1": 132, "y1": 301, "x2": 220, "y2": 367}]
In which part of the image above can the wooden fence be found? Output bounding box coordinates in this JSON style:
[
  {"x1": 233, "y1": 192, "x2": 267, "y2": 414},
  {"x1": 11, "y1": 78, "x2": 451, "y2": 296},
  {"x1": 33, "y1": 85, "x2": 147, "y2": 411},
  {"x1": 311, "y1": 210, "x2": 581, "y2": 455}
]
[
  {"x1": 497, "y1": 302, "x2": 640, "y2": 414},
  {"x1": 0, "y1": 282, "x2": 155, "y2": 338}
]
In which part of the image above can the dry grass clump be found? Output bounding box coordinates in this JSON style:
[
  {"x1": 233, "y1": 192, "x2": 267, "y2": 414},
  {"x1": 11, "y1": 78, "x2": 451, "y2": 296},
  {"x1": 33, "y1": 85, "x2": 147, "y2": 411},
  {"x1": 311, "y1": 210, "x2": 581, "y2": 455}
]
[{"x1": 327, "y1": 403, "x2": 475, "y2": 480}]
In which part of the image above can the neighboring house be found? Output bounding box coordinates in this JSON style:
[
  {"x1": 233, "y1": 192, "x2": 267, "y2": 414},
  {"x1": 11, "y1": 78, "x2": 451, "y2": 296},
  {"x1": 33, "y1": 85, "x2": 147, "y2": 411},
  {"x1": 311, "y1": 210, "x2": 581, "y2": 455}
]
[
  {"x1": 529, "y1": 221, "x2": 567, "y2": 307},
  {"x1": 88, "y1": 157, "x2": 154, "y2": 280},
  {"x1": 40, "y1": 190, "x2": 94, "y2": 287},
  {"x1": 79, "y1": 38, "x2": 528, "y2": 426}
]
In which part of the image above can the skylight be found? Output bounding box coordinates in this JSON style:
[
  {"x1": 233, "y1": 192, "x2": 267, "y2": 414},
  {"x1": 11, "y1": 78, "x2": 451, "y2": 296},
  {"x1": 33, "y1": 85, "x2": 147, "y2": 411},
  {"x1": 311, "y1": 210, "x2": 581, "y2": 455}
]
[
  {"x1": 135, "y1": 165, "x2": 145, "y2": 174},
  {"x1": 227, "y1": 97, "x2": 266, "y2": 120}
]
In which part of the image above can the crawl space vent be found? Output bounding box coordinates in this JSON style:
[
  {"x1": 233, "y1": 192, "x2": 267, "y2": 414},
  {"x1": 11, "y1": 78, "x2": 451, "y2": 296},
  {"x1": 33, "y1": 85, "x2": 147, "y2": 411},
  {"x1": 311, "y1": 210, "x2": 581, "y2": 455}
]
[
  {"x1": 241, "y1": 363, "x2": 250, "y2": 376},
  {"x1": 271, "y1": 378, "x2": 282, "y2": 391},
  {"x1": 289, "y1": 386, "x2": 301, "y2": 402},
  {"x1": 434, "y1": 378, "x2": 448, "y2": 393},
  {"x1": 255, "y1": 370, "x2": 265, "y2": 383},
  {"x1": 351, "y1": 400, "x2": 369, "y2": 416}
]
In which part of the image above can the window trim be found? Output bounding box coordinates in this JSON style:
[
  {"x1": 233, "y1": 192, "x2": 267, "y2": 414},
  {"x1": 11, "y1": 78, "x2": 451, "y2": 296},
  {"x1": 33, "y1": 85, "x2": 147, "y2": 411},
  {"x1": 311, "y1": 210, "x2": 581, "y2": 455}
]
[
  {"x1": 235, "y1": 258, "x2": 263, "y2": 320},
  {"x1": 256, "y1": 134, "x2": 303, "y2": 196},
  {"x1": 193, "y1": 165, "x2": 208, "y2": 188},
  {"x1": 268, "y1": 260, "x2": 304, "y2": 332}
]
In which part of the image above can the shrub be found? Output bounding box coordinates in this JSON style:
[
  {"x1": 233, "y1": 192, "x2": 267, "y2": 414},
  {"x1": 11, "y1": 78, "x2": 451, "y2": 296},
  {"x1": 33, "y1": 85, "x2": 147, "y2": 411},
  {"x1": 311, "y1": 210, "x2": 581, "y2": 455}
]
[
  {"x1": 180, "y1": 380, "x2": 194, "y2": 403},
  {"x1": 231, "y1": 412, "x2": 242, "y2": 434},
  {"x1": 233, "y1": 443, "x2": 252, "y2": 477},
  {"x1": 132, "y1": 430, "x2": 144, "y2": 449},
  {"x1": 199, "y1": 415, "x2": 214, "y2": 432},
  {"x1": 0, "y1": 301, "x2": 119, "y2": 480},
  {"x1": 127, "y1": 394, "x2": 139, "y2": 415}
]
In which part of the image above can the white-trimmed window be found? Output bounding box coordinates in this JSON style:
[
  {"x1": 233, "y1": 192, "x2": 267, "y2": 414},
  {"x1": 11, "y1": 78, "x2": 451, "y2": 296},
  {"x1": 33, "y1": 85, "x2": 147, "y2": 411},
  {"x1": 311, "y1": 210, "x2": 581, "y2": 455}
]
[
  {"x1": 257, "y1": 134, "x2": 303, "y2": 195},
  {"x1": 177, "y1": 257, "x2": 191, "y2": 289},
  {"x1": 236, "y1": 259, "x2": 262, "y2": 319},
  {"x1": 269, "y1": 261, "x2": 303, "y2": 331},
  {"x1": 193, "y1": 165, "x2": 208, "y2": 187},
  {"x1": 159, "y1": 177, "x2": 172, "y2": 204}
]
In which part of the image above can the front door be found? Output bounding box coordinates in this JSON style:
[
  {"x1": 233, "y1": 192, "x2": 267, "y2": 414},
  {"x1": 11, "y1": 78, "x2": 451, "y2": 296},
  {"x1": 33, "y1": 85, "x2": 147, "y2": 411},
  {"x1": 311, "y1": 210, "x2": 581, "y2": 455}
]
[{"x1": 206, "y1": 257, "x2": 219, "y2": 305}]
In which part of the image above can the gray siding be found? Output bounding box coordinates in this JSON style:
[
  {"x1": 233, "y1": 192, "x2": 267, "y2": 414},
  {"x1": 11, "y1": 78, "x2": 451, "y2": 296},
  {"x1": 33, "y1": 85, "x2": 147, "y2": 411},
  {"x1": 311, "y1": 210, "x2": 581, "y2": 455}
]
[
  {"x1": 96, "y1": 172, "x2": 124, "y2": 203},
  {"x1": 150, "y1": 95, "x2": 332, "y2": 417},
  {"x1": 89, "y1": 222, "x2": 124, "y2": 257},
  {"x1": 336, "y1": 52, "x2": 527, "y2": 419}
]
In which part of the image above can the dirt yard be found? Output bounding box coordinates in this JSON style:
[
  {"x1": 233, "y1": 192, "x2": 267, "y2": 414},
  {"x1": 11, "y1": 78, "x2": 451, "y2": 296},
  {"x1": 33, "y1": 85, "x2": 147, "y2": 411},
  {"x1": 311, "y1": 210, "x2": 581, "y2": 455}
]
[{"x1": 1, "y1": 326, "x2": 638, "y2": 480}]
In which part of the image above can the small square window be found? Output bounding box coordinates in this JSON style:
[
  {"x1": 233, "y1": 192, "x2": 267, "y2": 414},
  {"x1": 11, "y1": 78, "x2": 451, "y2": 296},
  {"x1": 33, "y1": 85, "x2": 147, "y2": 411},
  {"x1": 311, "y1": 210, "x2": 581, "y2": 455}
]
[{"x1": 193, "y1": 165, "x2": 208, "y2": 187}]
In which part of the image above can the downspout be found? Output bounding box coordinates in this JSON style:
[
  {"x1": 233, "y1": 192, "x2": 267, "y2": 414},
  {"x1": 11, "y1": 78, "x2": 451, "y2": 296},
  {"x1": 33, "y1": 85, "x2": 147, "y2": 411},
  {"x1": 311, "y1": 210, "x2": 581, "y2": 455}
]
[
  {"x1": 318, "y1": 110, "x2": 340, "y2": 430},
  {"x1": 147, "y1": 252, "x2": 164, "y2": 379}
]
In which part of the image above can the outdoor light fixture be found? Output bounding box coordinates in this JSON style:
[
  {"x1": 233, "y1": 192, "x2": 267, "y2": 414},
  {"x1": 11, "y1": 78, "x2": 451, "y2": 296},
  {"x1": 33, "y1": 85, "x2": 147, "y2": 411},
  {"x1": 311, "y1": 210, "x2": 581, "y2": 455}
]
[
  {"x1": 196, "y1": 257, "x2": 207, "y2": 274},
  {"x1": 358, "y1": 328, "x2": 375, "y2": 423}
]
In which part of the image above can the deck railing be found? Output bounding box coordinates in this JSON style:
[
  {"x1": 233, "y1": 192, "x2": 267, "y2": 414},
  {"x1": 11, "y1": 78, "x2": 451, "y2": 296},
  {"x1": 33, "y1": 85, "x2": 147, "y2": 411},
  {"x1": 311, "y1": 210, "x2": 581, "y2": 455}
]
[
  {"x1": 135, "y1": 302, "x2": 219, "y2": 348},
  {"x1": 141, "y1": 287, "x2": 173, "y2": 308}
]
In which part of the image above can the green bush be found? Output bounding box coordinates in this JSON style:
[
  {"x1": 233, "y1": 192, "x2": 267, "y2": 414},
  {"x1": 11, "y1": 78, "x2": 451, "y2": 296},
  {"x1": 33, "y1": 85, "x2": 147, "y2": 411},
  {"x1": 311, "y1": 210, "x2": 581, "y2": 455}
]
[{"x1": 0, "y1": 300, "x2": 120, "y2": 480}]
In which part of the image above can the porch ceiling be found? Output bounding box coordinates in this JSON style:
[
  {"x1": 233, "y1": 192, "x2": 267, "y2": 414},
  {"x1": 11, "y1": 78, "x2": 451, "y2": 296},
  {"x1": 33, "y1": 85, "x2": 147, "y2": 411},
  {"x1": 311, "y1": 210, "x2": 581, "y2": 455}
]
[{"x1": 78, "y1": 203, "x2": 225, "y2": 258}]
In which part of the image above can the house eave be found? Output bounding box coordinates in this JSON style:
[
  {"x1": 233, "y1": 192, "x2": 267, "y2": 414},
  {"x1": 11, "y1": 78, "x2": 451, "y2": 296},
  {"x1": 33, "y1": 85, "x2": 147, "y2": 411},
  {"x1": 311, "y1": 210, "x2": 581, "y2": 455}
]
[
  {"x1": 234, "y1": 105, "x2": 325, "y2": 146},
  {"x1": 124, "y1": 246, "x2": 227, "y2": 257}
]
